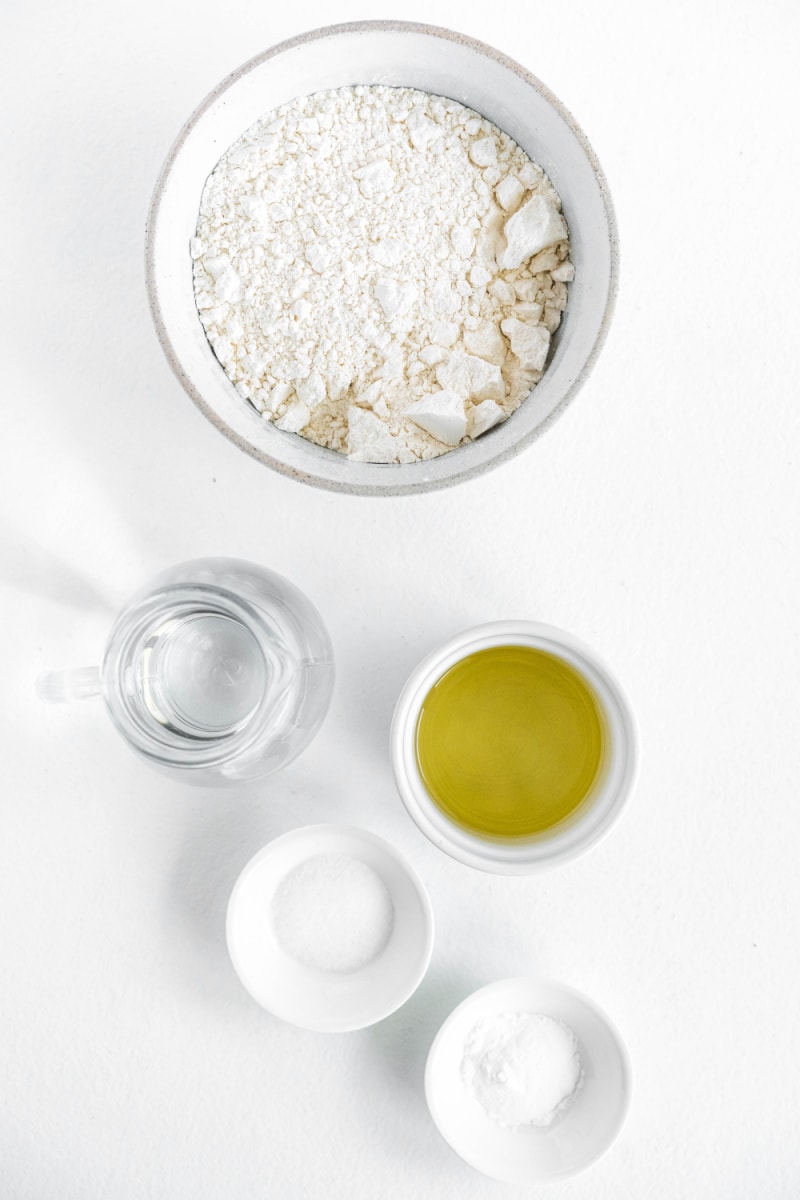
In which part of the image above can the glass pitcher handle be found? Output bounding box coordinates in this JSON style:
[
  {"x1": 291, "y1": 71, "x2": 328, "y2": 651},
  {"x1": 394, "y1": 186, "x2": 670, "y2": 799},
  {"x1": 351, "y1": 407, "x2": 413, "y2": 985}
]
[{"x1": 36, "y1": 666, "x2": 102, "y2": 703}]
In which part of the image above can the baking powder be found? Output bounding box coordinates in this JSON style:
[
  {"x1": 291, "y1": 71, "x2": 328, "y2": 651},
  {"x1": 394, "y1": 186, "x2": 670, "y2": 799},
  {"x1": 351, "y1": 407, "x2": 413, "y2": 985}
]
[{"x1": 461, "y1": 1011, "x2": 583, "y2": 1128}]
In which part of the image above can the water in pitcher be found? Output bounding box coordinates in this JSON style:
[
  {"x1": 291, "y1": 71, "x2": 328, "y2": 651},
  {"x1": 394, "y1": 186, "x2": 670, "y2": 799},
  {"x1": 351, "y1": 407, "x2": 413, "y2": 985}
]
[
  {"x1": 138, "y1": 609, "x2": 269, "y2": 737},
  {"x1": 39, "y1": 559, "x2": 334, "y2": 784}
]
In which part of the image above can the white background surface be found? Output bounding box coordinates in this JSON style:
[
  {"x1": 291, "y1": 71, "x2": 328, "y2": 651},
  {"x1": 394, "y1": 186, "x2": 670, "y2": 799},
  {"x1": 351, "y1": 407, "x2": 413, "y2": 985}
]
[{"x1": 2, "y1": 0, "x2": 799, "y2": 1196}]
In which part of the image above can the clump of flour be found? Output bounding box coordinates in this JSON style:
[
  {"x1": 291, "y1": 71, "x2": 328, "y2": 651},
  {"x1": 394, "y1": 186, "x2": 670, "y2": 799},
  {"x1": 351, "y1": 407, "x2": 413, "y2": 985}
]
[{"x1": 193, "y1": 86, "x2": 573, "y2": 463}]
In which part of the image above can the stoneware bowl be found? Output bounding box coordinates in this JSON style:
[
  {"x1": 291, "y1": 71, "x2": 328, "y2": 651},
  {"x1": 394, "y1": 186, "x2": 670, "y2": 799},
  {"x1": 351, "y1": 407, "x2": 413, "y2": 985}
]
[
  {"x1": 226, "y1": 824, "x2": 434, "y2": 1031},
  {"x1": 146, "y1": 21, "x2": 618, "y2": 496},
  {"x1": 391, "y1": 621, "x2": 637, "y2": 873},
  {"x1": 425, "y1": 978, "x2": 631, "y2": 1183}
]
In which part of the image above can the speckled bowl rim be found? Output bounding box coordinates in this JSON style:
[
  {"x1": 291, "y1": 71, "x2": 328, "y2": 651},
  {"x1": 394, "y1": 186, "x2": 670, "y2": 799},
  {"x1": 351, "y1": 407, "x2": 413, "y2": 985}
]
[{"x1": 145, "y1": 20, "x2": 619, "y2": 496}]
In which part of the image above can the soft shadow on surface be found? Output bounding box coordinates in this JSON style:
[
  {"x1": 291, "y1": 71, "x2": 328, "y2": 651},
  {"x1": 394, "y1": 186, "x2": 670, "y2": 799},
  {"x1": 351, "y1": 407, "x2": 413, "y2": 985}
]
[
  {"x1": 369, "y1": 964, "x2": 486, "y2": 1097},
  {"x1": 336, "y1": 616, "x2": 468, "y2": 772},
  {"x1": 164, "y1": 784, "x2": 300, "y2": 1000},
  {"x1": 358, "y1": 964, "x2": 487, "y2": 1167},
  {"x1": 0, "y1": 519, "x2": 117, "y2": 613},
  {"x1": 17, "y1": 92, "x2": 245, "y2": 546}
]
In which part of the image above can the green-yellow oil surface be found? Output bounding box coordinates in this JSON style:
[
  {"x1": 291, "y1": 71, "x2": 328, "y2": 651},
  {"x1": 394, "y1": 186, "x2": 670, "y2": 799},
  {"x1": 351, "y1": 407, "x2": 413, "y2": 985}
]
[{"x1": 415, "y1": 645, "x2": 607, "y2": 839}]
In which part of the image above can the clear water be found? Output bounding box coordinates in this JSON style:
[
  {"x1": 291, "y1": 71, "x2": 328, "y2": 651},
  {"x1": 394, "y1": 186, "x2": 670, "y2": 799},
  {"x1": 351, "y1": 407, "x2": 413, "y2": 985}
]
[{"x1": 140, "y1": 610, "x2": 268, "y2": 738}]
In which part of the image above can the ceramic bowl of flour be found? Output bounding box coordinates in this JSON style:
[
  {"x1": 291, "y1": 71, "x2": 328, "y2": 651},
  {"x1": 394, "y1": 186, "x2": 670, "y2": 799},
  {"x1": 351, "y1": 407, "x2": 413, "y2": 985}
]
[
  {"x1": 425, "y1": 978, "x2": 631, "y2": 1183},
  {"x1": 147, "y1": 21, "x2": 617, "y2": 495},
  {"x1": 226, "y1": 824, "x2": 434, "y2": 1031}
]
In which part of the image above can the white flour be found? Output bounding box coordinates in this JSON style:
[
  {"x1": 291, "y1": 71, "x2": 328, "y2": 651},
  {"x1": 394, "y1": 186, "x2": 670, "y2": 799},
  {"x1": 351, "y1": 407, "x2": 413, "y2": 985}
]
[{"x1": 193, "y1": 86, "x2": 573, "y2": 463}]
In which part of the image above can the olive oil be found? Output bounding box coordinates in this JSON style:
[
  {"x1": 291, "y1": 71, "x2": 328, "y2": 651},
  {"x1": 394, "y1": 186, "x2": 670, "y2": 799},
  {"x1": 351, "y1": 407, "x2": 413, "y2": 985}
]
[{"x1": 415, "y1": 645, "x2": 607, "y2": 839}]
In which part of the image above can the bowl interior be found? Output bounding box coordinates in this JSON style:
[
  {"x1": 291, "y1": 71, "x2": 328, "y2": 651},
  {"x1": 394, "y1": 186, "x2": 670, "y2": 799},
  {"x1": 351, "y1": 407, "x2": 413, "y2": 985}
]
[
  {"x1": 425, "y1": 978, "x2": 631, "y2": 1183},
  {"x1": 147, "y1": 22, "x2": 616, "y2": 494},
  {"x1": 226, "y1": 824, "x2": 434, "y2": 1031},
  {"x1": 391, "y1": 622, "x2": 637, "y2": 873}
]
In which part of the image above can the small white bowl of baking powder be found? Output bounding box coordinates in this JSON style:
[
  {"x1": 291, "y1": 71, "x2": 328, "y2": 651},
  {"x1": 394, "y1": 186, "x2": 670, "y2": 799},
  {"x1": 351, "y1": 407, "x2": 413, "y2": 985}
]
[
  {"x1": 226, "y1": 824, "x2": 434, "y2": 1031},
  {"x1": 146, "y1": 21, "x2": 617, "y2": 495},
  {"x1": 425, "y1": 978, "x2": 631, "y2": 1183}
]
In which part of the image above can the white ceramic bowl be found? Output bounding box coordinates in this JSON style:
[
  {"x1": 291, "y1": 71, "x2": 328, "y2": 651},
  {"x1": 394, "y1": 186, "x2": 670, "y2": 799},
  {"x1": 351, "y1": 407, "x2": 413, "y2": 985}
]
[
  {"x1": 226, "y1": 824, "x2": 434, "y2": 1031},
  {"x1": 391, "y1": 622, "x2": 637, "y2": 873},
  {"x1": 146, "y1": 21, "x2": 618, "y2": 496},
  {"x1": 425, "y1": 978, "x2": 631, "y2": 1183}
]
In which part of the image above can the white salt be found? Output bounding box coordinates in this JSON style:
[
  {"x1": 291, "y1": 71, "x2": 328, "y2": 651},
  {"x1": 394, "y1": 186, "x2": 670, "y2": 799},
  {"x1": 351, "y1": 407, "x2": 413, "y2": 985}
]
[
  {"x1": 271, "y1": 853, "x2": 394, "y2": 974},
  {"x1": 461, "y1": 1011, "x2": 583, "y2": 1128}
]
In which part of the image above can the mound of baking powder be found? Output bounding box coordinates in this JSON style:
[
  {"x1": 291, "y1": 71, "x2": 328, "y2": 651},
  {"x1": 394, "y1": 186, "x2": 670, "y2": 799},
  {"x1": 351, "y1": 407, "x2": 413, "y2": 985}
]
[
  {"x1": 193, "y1": 86, "x2": 573, "y2": 463},
  {"x1": 461, "y1": 1011, "x2": 583, "y2": 1128}
]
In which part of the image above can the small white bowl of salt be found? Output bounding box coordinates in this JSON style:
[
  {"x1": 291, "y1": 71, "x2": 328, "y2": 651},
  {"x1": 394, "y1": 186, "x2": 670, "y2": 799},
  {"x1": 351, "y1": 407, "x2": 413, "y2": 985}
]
[
  {"x1": 425, "y1": 977, "x2": 630, "y2": 1182},
  {"x1": 226, "y1": 824, "x2": 434, "y2": 1031}
]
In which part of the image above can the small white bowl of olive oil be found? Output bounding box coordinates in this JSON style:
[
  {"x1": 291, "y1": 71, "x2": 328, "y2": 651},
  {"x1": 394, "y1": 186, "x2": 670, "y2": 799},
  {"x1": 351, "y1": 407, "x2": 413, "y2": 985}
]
[{"x1": 390, "y1": 622, "x2": 636, "y2": 873}]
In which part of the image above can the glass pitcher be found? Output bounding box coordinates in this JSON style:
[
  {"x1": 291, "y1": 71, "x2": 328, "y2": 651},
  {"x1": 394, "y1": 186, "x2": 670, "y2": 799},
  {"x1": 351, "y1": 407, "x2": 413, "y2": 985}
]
[{"x1": 37, "y1": 558, "x2": 335, "y2": 784}]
